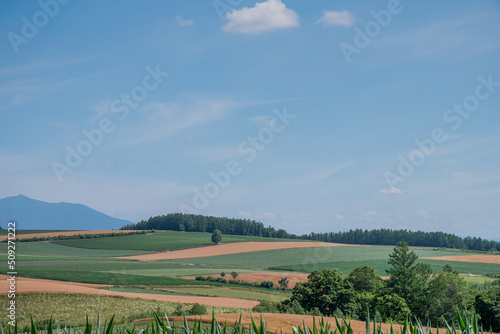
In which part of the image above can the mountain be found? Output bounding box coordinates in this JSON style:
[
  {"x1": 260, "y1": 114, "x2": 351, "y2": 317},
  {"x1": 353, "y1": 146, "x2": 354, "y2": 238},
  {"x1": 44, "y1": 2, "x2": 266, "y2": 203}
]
[{"x1": 0, "y1": 195, "x2": 133, "y2": 230}]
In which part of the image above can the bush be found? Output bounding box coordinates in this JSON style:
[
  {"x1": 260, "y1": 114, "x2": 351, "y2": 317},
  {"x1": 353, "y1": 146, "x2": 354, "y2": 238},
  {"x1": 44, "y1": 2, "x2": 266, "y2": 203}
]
[
  {"x1": 189, "y1": 303, "x2": 207, "y2": 315},
  {"x1": 260, "y1": 281, "x2": 274, "y2": 289}
]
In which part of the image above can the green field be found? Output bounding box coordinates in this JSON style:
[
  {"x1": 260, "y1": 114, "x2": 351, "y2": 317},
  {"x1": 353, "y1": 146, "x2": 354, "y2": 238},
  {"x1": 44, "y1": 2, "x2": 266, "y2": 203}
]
[
  {"x1": 155, "y1": 286, "x2": 289, "y2": 302},
  {"x1": 0, "y1": 241, "x2": 152, "y2": 257},
  {"x1": 7, "y1": 230, "x2": 500, "y2": 326},
  {"x1": 51, "y1": 231, "x2": 306, "y2": 251},
  {"x1": 167, "y1": 245, "x2": 493, "y2": 275}
]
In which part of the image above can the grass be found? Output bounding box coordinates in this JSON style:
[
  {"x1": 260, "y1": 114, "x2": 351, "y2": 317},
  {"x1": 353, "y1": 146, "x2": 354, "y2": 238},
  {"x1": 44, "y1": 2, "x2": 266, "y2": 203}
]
[
  {"x1": 0, "y1": 242, "x2": 153, "y2": 257},
  {"x1": 103, "y1": 267, "x2": 276, "y2": 277},
  {"x1": 51, "y1": 231, "x2": 308, "y2": 251},
  {"x1": 0, "y1": 229, "x2": 77, "y2": 235},
  {"x1": 168, "y1": 246, "x2": 473, "y2": 273},
  {"x1": 155, "y1": 286, "x2": 290, "y2": 302},
  {"x1": 103, "y1": 285, "x2": 289, "y2": 302},
  {"x1": 103, "y1": 287, "x2": 195, "y2": 296},
  {"x1": 0, "y1": 293, "x2": 242, "y2": 328}
]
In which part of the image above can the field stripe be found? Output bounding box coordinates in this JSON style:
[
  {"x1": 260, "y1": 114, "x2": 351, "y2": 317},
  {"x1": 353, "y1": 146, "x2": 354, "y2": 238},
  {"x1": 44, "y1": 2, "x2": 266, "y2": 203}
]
[
  {"x1": 421, "y1": 254, "x2": 500, "y2": 264},
  {"x1": 0, "y1": 230, "x2": 144, "y2": 242},
  {"x1": 116, "y1": 241, "x2": 360, "y2": 261}
]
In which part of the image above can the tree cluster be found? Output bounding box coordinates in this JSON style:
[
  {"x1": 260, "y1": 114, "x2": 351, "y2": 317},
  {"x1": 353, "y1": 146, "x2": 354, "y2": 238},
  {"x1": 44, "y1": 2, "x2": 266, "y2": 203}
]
[
  {"x1": 121, "y1": 213, "x2": 500, "y2": 252},
  {"x1": 302, "y1": 228, "x2": 500, "y2": 252},
  {"x1": 14, "y1": 230, "x2": 148, "y2": 243},
  {"x1": 283, "y1": 242, "x2": 500, "y2": 329},
  {"x1": 121, "y1": 213, "x2": 292, "y2": 239}
]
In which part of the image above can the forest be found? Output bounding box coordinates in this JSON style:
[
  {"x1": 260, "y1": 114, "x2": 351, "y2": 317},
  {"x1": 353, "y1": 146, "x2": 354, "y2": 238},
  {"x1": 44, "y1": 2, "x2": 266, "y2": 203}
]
[{"x1": 121, "y1": 213, "x2": 500, "y2": 252}]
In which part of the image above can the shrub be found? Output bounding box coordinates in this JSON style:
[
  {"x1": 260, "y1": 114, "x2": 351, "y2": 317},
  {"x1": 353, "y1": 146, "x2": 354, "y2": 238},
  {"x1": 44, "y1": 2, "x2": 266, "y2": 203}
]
[{"x1": 189, "y1": 303, "x2": 207, "y2": 315}]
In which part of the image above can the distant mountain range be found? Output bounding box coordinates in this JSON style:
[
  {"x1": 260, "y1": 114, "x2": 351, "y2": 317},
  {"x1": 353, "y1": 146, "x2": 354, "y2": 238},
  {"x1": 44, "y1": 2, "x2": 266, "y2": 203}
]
[{"x1": 0, "y1": 195, "x2": 133, "y2": 230}]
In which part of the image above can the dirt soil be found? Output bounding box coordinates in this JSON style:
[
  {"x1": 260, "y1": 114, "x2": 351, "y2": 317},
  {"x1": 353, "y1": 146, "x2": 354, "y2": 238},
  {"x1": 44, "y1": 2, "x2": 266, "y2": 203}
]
[
  {"x1": 136, "y1": 313, "x2": 444, "y2": 334},
  {"x1": 185, "y1": 272, "x2": 310, "y2": 288},
  {"x1": 0, "y1": 230, "x2": 143, "y2": 242},
  {"x1": 118, "y1": 241, "x2": 358, "y2": 261},
  {"x1": 0, "y1": 275, "x2": 258, "y2": 309},
  {"x1": 422, "y1": 254, "x2": 500, "y2": 264}
]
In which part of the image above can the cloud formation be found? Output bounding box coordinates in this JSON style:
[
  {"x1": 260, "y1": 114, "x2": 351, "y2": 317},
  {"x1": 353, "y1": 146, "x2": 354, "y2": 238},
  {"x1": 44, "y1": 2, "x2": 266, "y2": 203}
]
[
  {"x1": 175, "y1": 15, "x2": 194, "y2": 27},
  {"x1": 316, "y1": 10, "x2": 354, "y2": 27},
  {"x1": 222, "y1": 0, "x2": 299, "y2": 34},
  {"x1": 380, "y1": 187, "x2": 403, "y2": 195}
]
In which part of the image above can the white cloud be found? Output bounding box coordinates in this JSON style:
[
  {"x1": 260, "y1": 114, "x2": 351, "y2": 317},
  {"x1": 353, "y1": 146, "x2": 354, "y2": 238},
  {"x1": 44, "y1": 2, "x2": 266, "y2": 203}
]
[
  {"x1": 222, "y1": 0, "x2": 299, "y2": 34},
  {"x1": 316, "y1": 10, "x2": 354, "y2": 27},
  {"x1": 175, "y1": 15, "x2": 194, "y2": 27},
  {"x1": 249, "y1": 115, "x2": 273, "y2": 127},
  {"x1": 114, "y1": 97, "x2": 236, "y2": 147},
  {"x1": 273, "y1": 161, "x2": 354, "y2": 187},
  {"x1": 380, "y1": 187, "x2": 403, "y2": 195},
  {"x1": 91, "y1": 99, "x2": 113, "y2": 119},
  {"x1": 238, "y1": 211, "x2": 253, "y2": 218},
  {"x1": 255, "y1": 212, "x2": 276, "y2": 219},
  {"x1": 334, "y1": 214, "x2": 344, "y2": 221}
]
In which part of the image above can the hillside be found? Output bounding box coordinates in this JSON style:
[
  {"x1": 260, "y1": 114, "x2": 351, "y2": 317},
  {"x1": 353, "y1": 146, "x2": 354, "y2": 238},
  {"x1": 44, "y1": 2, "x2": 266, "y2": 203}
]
[{"x1": 0, "y1": 195, "x2": 132, "y2": 230}]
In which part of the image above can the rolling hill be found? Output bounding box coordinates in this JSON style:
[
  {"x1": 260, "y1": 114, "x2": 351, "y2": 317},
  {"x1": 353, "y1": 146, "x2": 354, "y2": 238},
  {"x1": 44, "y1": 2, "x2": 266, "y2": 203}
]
[{"x1": 0, "y1": 194, "x2": 132, "y2": 230}]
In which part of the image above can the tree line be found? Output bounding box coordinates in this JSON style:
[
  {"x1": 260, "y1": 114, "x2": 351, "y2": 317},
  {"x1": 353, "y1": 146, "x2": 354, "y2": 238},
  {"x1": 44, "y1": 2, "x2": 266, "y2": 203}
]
[{"x1": 120, "y1": 213, "x2": 500, "y2": 252}]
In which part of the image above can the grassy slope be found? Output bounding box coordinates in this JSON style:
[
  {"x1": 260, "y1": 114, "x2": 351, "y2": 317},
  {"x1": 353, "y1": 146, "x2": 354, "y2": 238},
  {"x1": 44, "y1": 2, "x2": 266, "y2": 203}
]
[
  {"x1": 0, "y1": 241, "x2": 152, "y2": 257},
  {"x1": 6, "y1": 231, "x2": 499, "y2": 303},
  {"x1": 51, "y1": 231, "x2": 307, "y2": 251},
  {"x1": 168, "y1": 246, "x2": 500, "y2": 276}
]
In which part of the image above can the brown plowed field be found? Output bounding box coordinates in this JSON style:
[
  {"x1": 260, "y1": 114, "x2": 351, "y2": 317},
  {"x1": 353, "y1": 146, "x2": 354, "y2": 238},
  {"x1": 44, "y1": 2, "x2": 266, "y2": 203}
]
[
  {"x1": 117, "y1": 241, "x2": 358, "y2": 261},
  {"x1": 136, "y1": 313, "x2": 443, "y2": 334},
  {"x1": 0, "y1": 230, "x2": 143, "y2": 242},
  {"x1": 422, "y1": 254, "x2": 500, "y2": 264},
  {"x1": 185, "y1": 272, "x2": 310, "y2": 288},
  {"x1": 0, "y1": 275, "x2": 258, "y2": 309}
]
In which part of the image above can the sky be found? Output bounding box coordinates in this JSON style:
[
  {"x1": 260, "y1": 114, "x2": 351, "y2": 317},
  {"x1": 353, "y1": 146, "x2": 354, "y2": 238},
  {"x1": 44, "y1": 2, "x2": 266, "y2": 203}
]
[{"x1": 0, "y1": 0, "x2": 499, "y2": 239}]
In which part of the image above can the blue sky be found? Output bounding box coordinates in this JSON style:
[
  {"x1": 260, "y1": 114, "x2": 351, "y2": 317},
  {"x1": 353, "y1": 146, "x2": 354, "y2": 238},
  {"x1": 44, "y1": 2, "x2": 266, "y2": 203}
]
[{"x1": 1, "y1": 0, "x2": 499, "y2": 239}]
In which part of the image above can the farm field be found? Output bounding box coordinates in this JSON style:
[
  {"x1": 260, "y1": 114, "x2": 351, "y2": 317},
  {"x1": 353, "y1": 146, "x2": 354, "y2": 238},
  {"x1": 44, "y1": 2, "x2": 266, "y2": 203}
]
[
  {"x1": 52, "y1": 231, "x2": 310, "y2": 251},
  {"x1": 2, "y1": 229, "x2": 500, "y2": 329},
  {"x1": 0, "y1": 229, "x2": 143, "y2": 241},
  {"x1": 0, "y1": 292, "x2": 242, "y2": 328}
]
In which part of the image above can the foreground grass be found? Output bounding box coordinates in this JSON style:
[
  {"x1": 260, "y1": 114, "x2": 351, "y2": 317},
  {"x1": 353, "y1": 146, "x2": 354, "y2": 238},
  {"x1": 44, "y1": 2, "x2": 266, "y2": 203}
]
[
  {"x1": 0, "y1": 293, "x2": 242, "y2": 328},
  {"x1": 0, "y1": 310, "x2": 493, "y2": 334}
]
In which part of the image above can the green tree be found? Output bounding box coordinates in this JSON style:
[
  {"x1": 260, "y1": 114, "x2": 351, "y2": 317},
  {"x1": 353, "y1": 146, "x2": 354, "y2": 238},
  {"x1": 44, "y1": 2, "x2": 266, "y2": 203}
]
[
  {"x1": 279, "y1": 277, "x2": 290, "y2": 289},
  {"x1": 230, "y1": 271, "x2": 238, "y2": 279},
  {"x1": 475, "y1": 285, "x2": 500, "y2": 331},
  {"x1": 290, "y1": 269, "x2": 358, "y2": 316},
  {"x1": 211, "y1": 229, "x2": 223, "y2": 244},
  {"x1": 347, "y1": 265, "x2": 383, "y2": 294},
  {"x1": 386, "y1": 242, "x2": 419, "y2": 298},
  {"x1": 428, "y1": 267, "x2": 474, "y2": 326},
  {"x1": 370, "y1": 293, "x2": 411, "y2": 323},
  {"x1": 385, "y1": 242, "x2": 433, "y2": 318}
]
